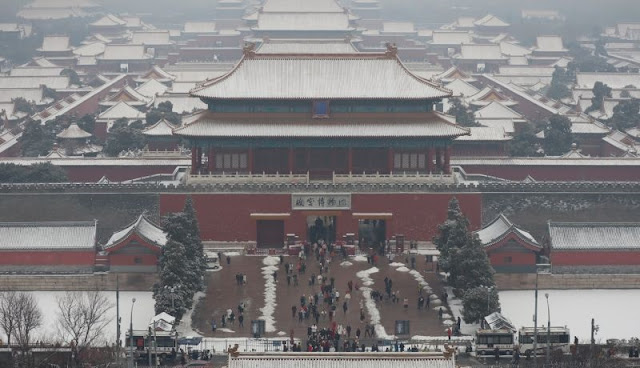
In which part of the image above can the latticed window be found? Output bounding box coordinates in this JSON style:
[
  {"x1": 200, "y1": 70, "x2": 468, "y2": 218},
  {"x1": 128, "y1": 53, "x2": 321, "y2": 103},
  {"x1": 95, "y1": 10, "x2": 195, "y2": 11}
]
[
  {"x1": 216, "y1": 153, "x2": 248, "y2": 170},
  {"x1": 393, "y1": 153, "x2": 426, "y2": 170}
]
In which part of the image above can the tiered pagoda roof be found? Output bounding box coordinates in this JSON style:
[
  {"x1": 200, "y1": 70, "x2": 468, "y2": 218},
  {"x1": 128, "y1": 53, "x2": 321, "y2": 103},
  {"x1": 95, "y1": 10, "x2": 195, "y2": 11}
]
[{"x1": 191, "y1": 48, "x2": 452, "y2": 100}]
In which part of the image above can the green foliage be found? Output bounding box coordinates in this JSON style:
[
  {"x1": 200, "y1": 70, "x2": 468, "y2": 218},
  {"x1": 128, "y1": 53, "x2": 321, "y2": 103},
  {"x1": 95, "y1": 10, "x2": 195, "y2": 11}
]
[
  {"x1": 607, "y1": 99, "x2": 640, "y2": 131},
  {"x1": 12, "y1": 97, "x2": 34, "y2": 115},
  {"x1": 543, "y1": 115, "x2": 573, "y2": 156},
  {"x1": 546, "y1": 67, "x2": 572, "y2": 100},
  {"x1": 433, "y1": 197, "x2": 470, "y2": 273},
  {"x1": 146, "y1": 102, "x2": 181, "y2": 126},
  {"x1": 61, "y1": 69, "x2": 82, "y2": 86},
  {"x1": 462, "y1": 287, "x2": 501, "y2": 324},
  {"x1": 154, "y1": 197, "x2": 206, "y2": 323},
  {"x1": 43, "y1": 87, "x2": 58, "y2": 101},
  {"x1": 508, "y1": 123, "x2": 541, "y2": 157},
  {"x1": 447, "y1": 98, "x2": 477, "y2": 127},
  {"x1": 103, "y1": 118, "x2": 146, "y2": 156},
  {"x1": 567, "y1": 44, "x2": 616, "y2": 74},
  {"x1": 0, "y1": 163, "x2": 67, "y2": 183},
  {"x1": 77, "y1": 115, "x2": 96, "y2": 135},
  {"x1": 19, "y1": 120, "x2": 54, "y2": 157},
  {"x1": 585, "y1": 82, "x2": 612, "y2": 113},
  {"x1": 0, "y1": 33, "x2": 43, "y2": 64}
]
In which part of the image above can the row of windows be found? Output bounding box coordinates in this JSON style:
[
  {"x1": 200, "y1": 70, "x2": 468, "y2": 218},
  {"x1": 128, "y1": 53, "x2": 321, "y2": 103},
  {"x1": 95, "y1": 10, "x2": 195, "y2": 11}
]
[
  {"x1": 393, "y1": 153, "x2": 427, "y2": 170},
  {"x1": 215, "y1": 153, "x2": 248, "y2": 170}
]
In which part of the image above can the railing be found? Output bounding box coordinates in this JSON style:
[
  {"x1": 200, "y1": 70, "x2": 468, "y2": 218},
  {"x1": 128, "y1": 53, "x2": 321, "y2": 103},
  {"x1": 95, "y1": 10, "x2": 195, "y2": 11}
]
[
  {"x1": 333, "y1": 171, "x2": 455, "y2": 184},
  {"x1": 187, "y1": 171, "x2": 310, "y2": 185}
]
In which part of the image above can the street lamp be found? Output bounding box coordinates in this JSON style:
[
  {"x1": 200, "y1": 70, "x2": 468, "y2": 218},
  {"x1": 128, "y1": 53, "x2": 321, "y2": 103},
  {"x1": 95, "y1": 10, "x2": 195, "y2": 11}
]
[
  {"x1": 165, "y1": 285, "x2": 178, "y2": 310},
  {"x1": 129, "y1": 298, "x2": 136, "y2": 368},
  {"x1": 534, "y1": 260, "x2": 551, "y2": 367},
  {"x1": 545, "y1": 293, "x2": 551, "y2": 365},
  {"x1": 484, "y1": 286, "x2": 494, "y2": 313}
]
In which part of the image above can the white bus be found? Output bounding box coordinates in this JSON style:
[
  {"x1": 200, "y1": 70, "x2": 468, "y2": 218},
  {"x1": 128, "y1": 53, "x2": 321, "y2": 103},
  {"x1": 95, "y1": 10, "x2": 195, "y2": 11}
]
[
  {"x1": 518, "y1": 326, "x2": 571, "y2": 355},
  {"x1": 475, "y1": 328, "x2": 515, "y2": 356}
]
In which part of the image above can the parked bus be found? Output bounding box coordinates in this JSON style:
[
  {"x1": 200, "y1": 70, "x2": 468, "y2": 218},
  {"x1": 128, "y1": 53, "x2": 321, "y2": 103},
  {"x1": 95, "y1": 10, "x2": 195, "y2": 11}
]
[
  {"x1": 475, "y1": 328, "x2": 516, "y2": 356},
  {"x1": 518, "y1": 326, "x2": 571, "y2": 355}
]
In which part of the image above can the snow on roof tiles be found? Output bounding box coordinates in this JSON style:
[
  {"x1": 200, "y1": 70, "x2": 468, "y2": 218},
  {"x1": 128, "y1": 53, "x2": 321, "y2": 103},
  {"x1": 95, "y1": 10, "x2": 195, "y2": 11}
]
[
  {"x1": 143, "y1": 119, "x2": 175, "y2": 137},
  {"x1": 191, "y1": 53, "x2": 452, "y2": 100},
  {"x1": 99, "y1": 44, "x2": 150, "y2": 60},
  {"x1": 173, "y1": 112, "x2": 469, "y2": 139},
  {"x1": 455, "y1": 44, "x2": 506, "y2": 60},
  {"x1": 455, "y1": 127, "x2": 511, "y2": 141},
  {"x1": 57, "y1": 123, "x2": 92, "y2": 139},
  {"x1": 154, "y1": 95, "x2": 206, "y2": 114},
  {"x1": 474, "y1": 14, "x2": 510, "y2": 28},
  {"x1": 10, "y1": 66, "x2": 65, "y2": 77},
  {"x1": 0, "y1": 221, "x2": 96, "y2": 250},
  {"x1": 131, "y1": 31, "x2": 171, "y2": 45},
  {"x1": 257, "y1": 41, "x2": 359, "y2": 54},
  {"x1": 535, "y1": 36, "x2": 566, "y2": 52},
  {"x1": 90, "y1": 14, "x2": 126, "y2": 27},
  {"x1": 97, "y1": 101, "x2": 145, "y2": 120},
  {"x1": 431, "y1": 31, "x2": 473, "y2": 45},
  {"x1": 549, "y1": 222, "x2": 640, "y2": 250},
  {"x1": 39, "y1": 35, "x2": 71, "y2": 52},
  {"x1": 382, "y1": 22, "x2": 415, "y2": 34},
  {"x1": 476, "y1": 119, "x2": 515, "y2": 134},
  {"x1": 73, "y1": 42, "x2": 106, "y2": 57},
  {"x1": 183, "y1": 22, "x2": 217, "y2": 34},
  {"x1": 444, "y1": 79, "x2": 479, "y2": 97},
  {"x1": 575, "y1": 73, "x2": 640, "y2": 89},
  {"x1": 255, "y1": 13, "x2": 352, "y2": 31},
  {"x1": 499, "y1": 42, "x2": 532, "y2": 57},
  {"x1": 104, "y1": 214, "x2": 166, "y2": 249},
  {"x1": 474, "y1": 101, "x2": 523, "y2": 119},
  {"x1": 475, "y1": 214, "x2": 539, "y2": 246},
  {"x1": 498, "y1": 66, "x2": 554, "y2": 76},
  {"x1": 0, "y1": 76, "x2": 70, "y2": 89},
  {"x1": 136, "y1": 79, "x2": 169, "y2": 98},
  {"x1": 262, "y1": 0, "x2": 344, "y2": 13}
]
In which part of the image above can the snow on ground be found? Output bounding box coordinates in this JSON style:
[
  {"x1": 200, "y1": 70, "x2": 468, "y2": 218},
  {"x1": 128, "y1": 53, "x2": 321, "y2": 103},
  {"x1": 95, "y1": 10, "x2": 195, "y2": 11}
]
[
  {"x1": 389, "y1": 262, "x2": 405, "y2": 267},
  {"x1": 340, "y1": 261, "x2": 353, "y2": 267},
  {"x1": 445, "y1": 286, "x2": 479, "y2": 335},
  {"x1": 177, "y1": 291, "x2": 206, "y2": 337},
  {"x1": 396, "y1": 266, "x2": 410, "y2": 272},
  {"x1": 408, "y1": 270, "x2": 433, "y2": 294},
  {"x1": 500, "y1": 289, "x2": 640, "y2": 342},
  {"x1": 356, "y1": 267, "x2": 395, "y2": 339},
  {"x1": 259, "y1": 256, "x2": 280, "y2": 332},
  {"x1": 0, "y1": 291, "x2": 155, "y2": 345},
  {"x1": 224, "y1": 251, "x2": 241, "y2": 257},
  {"x1": 353, "y1": 255, "x2": 368, "y2": 262}
]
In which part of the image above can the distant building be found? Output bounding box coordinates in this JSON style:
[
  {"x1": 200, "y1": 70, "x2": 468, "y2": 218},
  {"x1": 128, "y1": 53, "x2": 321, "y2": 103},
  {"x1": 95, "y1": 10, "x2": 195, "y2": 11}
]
[
  {"x1": 474, "y1": 214, "x2": 541, "y2": 273},
  {"x1": 549, "y1": 221, "x2": 640, "y2": 273}
]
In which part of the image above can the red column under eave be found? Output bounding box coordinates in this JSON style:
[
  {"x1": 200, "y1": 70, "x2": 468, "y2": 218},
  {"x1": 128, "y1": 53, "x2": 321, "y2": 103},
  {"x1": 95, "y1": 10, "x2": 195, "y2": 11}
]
[
  {"x1": 435, "y1": 148, "x2": 442, "y2": 173},
  {"x1": 191, "y1": 147, "x2": 197, "y2": 174},
  {"x1": 444, "y1": 146, "x2": 451, "y2": 174},
  {"x1": 207, "y1": 147, "x2": 215, "y2": 173},
  {"x1": 427, "y1": 147, "x2": 435, "y2": 173}
]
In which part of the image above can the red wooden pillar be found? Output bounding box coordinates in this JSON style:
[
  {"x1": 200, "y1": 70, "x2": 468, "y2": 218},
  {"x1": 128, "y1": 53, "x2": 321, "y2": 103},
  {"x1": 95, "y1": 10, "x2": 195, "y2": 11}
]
[
  {"x1": 347, "y1": 148, "x2": 353, "y2": 173},
  {"x1": 207, "y1": 147, "x2": 215, "y2": 173},
  {"x1": 435, "y1": 147, "x2": 442, "y2": 173},
  {"x1": 190, "y1": 146, "x2": 197, "y2": 174},
  {"x1": 288, "y1": 147, "x2": 294, "y2": 173},
  {"x1": 427, "y1": 147, "x2": 435, "y2": 173},
  {"x1": 197, "y1": 147, "x2": 203, "y2": 171},
  {"x1": 444, "y1": 145, "x2": 451, "y2": 174},
  {"x1": 387, "y1": 148, "x2": 394, "y2": 173},
  {"x1": 248, "y1": 148, "x2": 254, "y2": 173}
]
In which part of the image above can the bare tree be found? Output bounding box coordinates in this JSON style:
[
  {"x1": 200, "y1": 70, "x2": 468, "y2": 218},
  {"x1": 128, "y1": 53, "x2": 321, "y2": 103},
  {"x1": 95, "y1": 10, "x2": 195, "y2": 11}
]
[
  {"x1": 0, "y1": 291, "x2": 19, "y2": 345},
  {"x1": 56, "y1": 291, "x2": 114, "y2": 365},
  {"x1": 14, "y1": 293, "x2": 42, "y2": 349}
]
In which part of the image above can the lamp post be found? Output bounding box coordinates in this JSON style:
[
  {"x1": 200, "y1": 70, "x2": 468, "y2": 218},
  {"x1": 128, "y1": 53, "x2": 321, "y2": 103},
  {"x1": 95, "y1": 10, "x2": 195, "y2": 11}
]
[
  {"x1": 545, "y1": 293, "x2": 551, "y2": 365},
  {"x1": 534, "y1": 261, "x2": 551, "y2": 367},
  {"x1": 129, "y1": 298, "x2": 136, "y2": 368},
  {"x1": 165, "y1": 285, "x2": 177, "y2": 310}
]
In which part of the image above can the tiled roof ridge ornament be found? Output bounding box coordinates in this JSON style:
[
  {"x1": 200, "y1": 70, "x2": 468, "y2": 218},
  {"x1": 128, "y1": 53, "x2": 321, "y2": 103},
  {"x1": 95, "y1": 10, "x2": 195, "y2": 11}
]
[
  {"x1": 243, "y1": 42, "x2": 257, "y2": 57},
  {"x1": 385, "y1": 42, "x2": 398, "y2": 58}
]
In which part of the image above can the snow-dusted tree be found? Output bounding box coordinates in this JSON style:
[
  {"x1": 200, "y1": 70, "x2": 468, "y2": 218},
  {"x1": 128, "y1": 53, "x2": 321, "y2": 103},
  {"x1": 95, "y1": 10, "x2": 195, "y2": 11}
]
[
  {"x1": 462, "y1": 286, "x2": 500, "y2": 324},
  {"x1": 183, "y1": 197, "x2": 206, "y2": 286},
  {"x1": 154, "y1": 238, "x2": 190, "y2": 321},
  {"x1": 15, "y1": 293, "x2": 42, "y2": 350},
  {"x1": 56, "y1": 291, "x2": 114, "y2": 365},
  {"x1": 447, "y1": 235, "x2": 496, "y2": 291},
  {"x1": 433, "y1": 197, "x2": 471, "y2": 272},
  {"x1": 0, "y1": 291, "x2": 19, "y2": 345}
]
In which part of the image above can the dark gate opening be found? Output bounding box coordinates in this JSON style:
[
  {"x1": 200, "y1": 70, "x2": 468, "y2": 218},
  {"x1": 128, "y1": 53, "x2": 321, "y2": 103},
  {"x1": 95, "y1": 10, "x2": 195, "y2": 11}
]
[{"x1": 256, "y1": 220, "x2": 285, "y2": 248}]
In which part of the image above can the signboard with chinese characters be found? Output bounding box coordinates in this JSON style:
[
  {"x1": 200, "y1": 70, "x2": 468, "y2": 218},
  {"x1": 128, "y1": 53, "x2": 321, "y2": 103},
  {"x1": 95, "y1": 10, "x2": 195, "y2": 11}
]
[{"x1": 291, "y1": 194, "x2": 351, "y2": 210}]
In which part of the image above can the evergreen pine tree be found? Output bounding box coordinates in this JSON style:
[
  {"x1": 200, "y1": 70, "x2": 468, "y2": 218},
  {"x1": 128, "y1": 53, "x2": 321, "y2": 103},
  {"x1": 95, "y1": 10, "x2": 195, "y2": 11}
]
[
  {"x1": 447, "y1": 235, "x2": 495, "y2": 291},
  {"x1": 153, "y1": 239, "x2": 189, "y2": 321},
  {"x1": 433, "y1": 197, "x2": 471, "y2": 272},
  {"x1": 183, "y1": 197, "x2": 207, "y2": 285},
  {"x1": 462, "y1": 286, "x2": 500, "y2": 324}
]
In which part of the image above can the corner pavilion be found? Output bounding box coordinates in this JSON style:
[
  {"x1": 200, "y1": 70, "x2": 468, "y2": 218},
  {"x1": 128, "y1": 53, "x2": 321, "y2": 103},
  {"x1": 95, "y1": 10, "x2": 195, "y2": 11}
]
[{"x1": 176, "y1": 44, "x2": 468, "y2": 182}]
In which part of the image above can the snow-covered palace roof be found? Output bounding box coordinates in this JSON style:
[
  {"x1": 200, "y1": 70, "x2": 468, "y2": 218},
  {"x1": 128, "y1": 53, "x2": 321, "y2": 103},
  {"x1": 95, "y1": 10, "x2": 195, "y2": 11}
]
[
  {"x1": 549, "y1": 222, "x2": 640, "y2": 250},
  {"x1": 474, "y1": 214, "x2": 540, "y2": 249},
  {"x1": 0, "y1": 221, "x2": 97, "y2": 250},
  {"x1": 227, "y1": 353, "x2": 456, "y2": 368},
  {"x1": 190, "y1": 46, "x2": 452, "y2": 100},
  {"x1": 104, "y1": 214, "x2": 167, "y2": 250}
]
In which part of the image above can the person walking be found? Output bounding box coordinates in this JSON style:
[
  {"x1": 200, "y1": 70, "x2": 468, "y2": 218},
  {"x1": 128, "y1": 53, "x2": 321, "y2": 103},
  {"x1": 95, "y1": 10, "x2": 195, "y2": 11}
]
[
  {"x1": 447, "y1": 327, "x2": 452, "y2": 341},
  {"x1": 356, "y1": 328, "x2": 361, "y2": 339},
  {"x1": 342, "y1": 301, "x2": 348, "y2": 315},
  {"x1": 238, "y1": 313, "x2": 244, "y2": 327},
  {"x1": 438, "y1": 307, "x2": 443, "y2": 320}
]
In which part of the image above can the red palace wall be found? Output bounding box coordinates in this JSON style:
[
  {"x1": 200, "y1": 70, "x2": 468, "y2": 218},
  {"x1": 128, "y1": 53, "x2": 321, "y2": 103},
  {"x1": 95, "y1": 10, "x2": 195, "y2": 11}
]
[
  {"x1": 552, "y1": 251, "x2": 640, "y2": 266},
  {"x1": 457, "y1": 164, "x2": 640, "y2": 181},
  {"x1": 109, "y1": 254, "x2": 158, "y2": 266},
  {"x1": 159, "y1": 192, "x2": 482, "y2": 242},
  {"x1": 489, "y1": 251, "x2": 536, "y2": 266},
  {"x1": 0, "y1": 251, "x2": 95, "y2": 265}
]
